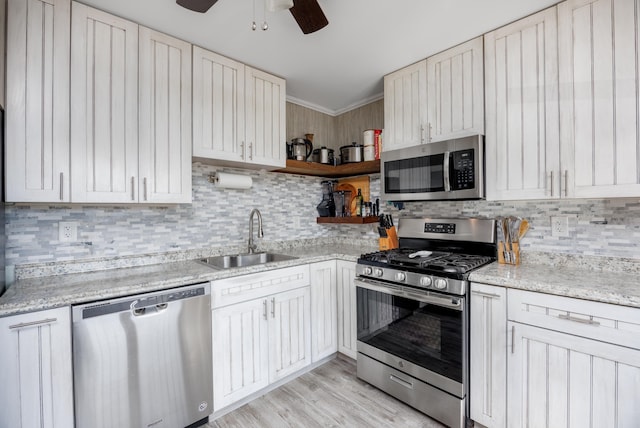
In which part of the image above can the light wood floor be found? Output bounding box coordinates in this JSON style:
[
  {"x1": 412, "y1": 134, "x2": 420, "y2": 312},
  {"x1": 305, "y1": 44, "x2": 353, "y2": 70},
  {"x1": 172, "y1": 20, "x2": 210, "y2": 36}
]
[{"x1": 208, "y1": 356, "x2": 446, "y2": 428}]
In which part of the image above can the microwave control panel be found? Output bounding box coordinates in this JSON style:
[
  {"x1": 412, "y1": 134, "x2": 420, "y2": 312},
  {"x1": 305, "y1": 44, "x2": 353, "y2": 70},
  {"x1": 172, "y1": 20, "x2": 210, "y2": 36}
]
[{"x1": 450, "y1": 149, "x2": 475, "y2": 190}]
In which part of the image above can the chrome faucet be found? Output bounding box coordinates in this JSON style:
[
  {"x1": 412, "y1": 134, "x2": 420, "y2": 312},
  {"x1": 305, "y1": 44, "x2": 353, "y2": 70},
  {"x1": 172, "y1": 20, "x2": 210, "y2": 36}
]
[{"x1": 248, "y1": 208, "x2": 264, "y2": 253}]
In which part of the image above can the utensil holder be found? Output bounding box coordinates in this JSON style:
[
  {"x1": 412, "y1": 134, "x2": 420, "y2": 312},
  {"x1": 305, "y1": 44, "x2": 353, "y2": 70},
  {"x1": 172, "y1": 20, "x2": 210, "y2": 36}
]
[{"x1": 498, "y1": 242, "x2": 520, "y2": 265}]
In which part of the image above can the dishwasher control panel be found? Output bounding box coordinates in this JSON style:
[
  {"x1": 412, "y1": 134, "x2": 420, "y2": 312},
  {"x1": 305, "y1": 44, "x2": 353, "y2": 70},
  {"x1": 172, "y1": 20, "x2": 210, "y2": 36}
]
[{"x1": 73, "y1": 283, "x2": 209, "y2": 320}]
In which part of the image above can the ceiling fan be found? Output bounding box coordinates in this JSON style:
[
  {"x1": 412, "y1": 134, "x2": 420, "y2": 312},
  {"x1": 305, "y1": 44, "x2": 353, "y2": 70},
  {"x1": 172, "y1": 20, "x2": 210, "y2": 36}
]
[{"x1": 176, "y1": 0, "x2": 329, "y2": 34}]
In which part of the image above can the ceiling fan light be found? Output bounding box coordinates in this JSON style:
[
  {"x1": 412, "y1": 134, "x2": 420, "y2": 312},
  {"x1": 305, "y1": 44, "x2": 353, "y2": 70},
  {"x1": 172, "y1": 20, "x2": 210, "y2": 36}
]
[{"x1": 267, "y1": 0, "x2": 294, "y2": 12}]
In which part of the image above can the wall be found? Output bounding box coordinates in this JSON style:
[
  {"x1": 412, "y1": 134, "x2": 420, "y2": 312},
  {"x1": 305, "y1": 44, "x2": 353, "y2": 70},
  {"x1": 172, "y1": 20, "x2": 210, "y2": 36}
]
[
  {"x1": 286, "y1": 99, "x2": 384, "y2": 153},
  {"x1": 5, "y1": 163, "x2": 344, "y2": 267}
]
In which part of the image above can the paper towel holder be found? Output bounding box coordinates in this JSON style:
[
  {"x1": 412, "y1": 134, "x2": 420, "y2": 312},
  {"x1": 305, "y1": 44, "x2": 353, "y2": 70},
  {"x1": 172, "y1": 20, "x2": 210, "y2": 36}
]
[{"x1": 207, "y1": 172, "x2": 253, "y2": 189}]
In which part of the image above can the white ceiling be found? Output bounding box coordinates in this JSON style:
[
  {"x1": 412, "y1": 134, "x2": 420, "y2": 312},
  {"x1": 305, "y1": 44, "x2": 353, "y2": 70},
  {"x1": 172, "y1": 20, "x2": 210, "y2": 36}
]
[{"x1": 80, "y1": 0, "x2": 560, "y2": 115}]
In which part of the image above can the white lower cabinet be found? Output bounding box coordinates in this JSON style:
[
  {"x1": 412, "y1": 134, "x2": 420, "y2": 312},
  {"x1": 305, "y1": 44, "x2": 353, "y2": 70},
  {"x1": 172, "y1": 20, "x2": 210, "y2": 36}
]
[
  {"x1": 336, "y1": 260, "x2": 357, "y2": 359},
  {"x1": 470, "y1": 284, "x2": 640, "y2": 428},
  {"x1": 469, "y1": 283, "x2": 507, "y2": 428},
  {"x1": 211, "y1": 266, "x2": 311, "y2": 412},
  {"x1": 0, "y1": 307, "x2": 74, "y2": 428},
  {"x1": 310, "y1": 260, "x2": 338, "y2": 362}
]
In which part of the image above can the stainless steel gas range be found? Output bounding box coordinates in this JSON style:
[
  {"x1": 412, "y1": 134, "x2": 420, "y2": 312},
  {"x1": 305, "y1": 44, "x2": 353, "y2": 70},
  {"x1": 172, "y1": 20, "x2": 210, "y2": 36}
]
[{"x1": 355, "y1": 217, "x2": 496, "y2": 428}]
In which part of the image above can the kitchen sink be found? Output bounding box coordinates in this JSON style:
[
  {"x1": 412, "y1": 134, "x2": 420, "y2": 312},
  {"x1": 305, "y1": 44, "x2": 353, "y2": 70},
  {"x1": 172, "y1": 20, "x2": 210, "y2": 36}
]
[{"x1": 198, "y1": 252, "x2": 298, "y2": 269}]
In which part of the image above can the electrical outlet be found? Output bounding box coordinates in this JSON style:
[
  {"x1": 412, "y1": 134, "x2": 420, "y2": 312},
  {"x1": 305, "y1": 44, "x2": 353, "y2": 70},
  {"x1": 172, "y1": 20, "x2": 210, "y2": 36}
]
[
  {"x1": 59, "y1": 222, "x2": 78, "y2": 242},
  {"x1": 550, "y1": 216, "x2": 569, "y2": 237}
]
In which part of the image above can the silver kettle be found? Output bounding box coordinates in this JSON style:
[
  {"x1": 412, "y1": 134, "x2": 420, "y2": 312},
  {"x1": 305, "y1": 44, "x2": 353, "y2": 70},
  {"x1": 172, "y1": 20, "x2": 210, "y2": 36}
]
[{"x1": 287, "y1": 138, "x2": 313, "y2": 161}]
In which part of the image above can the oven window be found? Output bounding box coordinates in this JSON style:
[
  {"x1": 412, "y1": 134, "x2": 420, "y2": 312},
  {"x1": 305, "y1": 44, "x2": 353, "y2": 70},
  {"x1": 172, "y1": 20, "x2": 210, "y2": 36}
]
[
  {"x1": 384, "y1": 154, "x2": 445, "y2": 194},
  {"x1": 356, "y1": 286, "x2": 463, "y2": 382}
]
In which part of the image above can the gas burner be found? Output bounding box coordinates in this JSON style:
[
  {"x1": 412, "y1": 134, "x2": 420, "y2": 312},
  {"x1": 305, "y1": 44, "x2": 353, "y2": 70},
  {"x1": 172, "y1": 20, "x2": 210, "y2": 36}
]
[{"x1": 359, "y1": 249, "x2": 493, "y2": 275}]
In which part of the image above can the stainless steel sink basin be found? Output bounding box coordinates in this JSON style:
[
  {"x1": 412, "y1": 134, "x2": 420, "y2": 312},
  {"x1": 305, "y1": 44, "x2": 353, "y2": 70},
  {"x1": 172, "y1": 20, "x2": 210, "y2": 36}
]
[{"x1": 198, "y1": 252, "x2": 298, "y2": 269}]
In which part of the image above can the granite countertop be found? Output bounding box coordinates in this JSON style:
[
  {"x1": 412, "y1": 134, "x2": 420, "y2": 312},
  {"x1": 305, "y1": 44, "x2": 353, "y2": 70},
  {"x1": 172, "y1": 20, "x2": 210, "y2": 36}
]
[
  {"x1": 0, "y1": 244, "x2": 372, "y2": 317},
  {"x1": 470, "y1": 260, "x2": 640, "y2": 309}
]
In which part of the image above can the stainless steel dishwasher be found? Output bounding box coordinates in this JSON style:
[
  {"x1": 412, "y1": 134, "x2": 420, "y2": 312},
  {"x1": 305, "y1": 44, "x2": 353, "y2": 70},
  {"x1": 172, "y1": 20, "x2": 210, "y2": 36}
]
[{"x1": 72, "y1": 283, "x2": 212, "y2": 428}]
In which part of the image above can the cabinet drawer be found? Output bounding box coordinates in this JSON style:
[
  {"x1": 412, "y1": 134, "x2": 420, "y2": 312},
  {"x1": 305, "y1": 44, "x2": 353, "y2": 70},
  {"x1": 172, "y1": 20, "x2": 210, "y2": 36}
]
[
  {"x1": 508, "y1": 289, "x2": 640, "y2": 349},
  {"x1": 212, "y1": 265, "x2": 310, "y2": 308}
]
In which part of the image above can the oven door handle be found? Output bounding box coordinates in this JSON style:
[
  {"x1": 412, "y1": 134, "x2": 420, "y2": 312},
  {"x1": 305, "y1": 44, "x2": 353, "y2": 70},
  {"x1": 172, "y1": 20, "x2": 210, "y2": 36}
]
[{"x1": 354, "y1": 278, "x2": 463, "y2": 311}]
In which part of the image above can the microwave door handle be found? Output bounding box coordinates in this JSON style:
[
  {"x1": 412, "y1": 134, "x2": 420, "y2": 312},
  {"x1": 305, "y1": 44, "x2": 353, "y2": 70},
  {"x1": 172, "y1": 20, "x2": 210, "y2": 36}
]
[{"x1": 443, "y1": 151, "x2": 451, "y2": 192}]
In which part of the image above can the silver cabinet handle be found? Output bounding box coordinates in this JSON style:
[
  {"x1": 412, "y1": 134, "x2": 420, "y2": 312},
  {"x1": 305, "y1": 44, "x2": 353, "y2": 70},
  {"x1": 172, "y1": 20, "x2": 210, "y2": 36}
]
[
  {"x1": 389, "y1": 374, "x2": 414, "y2": 389},
  {"x1": 10, "y1": 318, "x2": 57, "y2": 330},
  {"x1": 263, "y1": 299, "x2": 268, "y2": 320},
  {"x1": 428, "y1": 123, "x2": 432, "y2": 143},
  {"x1": 271, "y1": 297, "x2": 276, "y2": 318},
  {"x1": 564, "y1": 170, "x2": 568, "y2": 197},
  {"x1": 550, "y1": 171, "x2": 554, "y2": 197},
  {"x1": 511, "y1": 325, "x2": 515, "y2": 354},
  {"x1": 240, "y1": 141, "x2": 245, "y2": 159},
  {"x1": 420, "y1": 125, "x2": 425, "y2": 144},
  {"x1": 558, "y1": 313, "x2": 600, "y2": 326},
  {"x1": 471, "y1": 290, "x2": 501, "y2": 299},
  {"x1": 59, "y1": 172, "x2": 64, "y2": 200},
  {"x1": 131, "y1": 177, "x2": 135, "y2": 201},
  {"x1": 249, "y1": 142, "x2": 253, "y2": 161},
  {"x1": 143, "y1": 177, "x2": 148, "y2": 201}
]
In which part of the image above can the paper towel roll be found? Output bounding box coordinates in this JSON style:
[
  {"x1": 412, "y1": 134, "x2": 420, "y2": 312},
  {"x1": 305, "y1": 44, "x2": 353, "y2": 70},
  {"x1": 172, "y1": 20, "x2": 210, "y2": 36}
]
[{"x1": 211, "y1": 172, "x2": 252, "y2": 189}]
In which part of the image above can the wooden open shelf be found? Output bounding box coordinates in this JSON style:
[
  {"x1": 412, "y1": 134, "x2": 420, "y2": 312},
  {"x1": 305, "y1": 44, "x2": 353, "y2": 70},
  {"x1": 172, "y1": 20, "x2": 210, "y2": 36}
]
[
  {"x1": 275, "y1": 159, "x2": 380, "y2": 178},
  {"x1": 316, "y1": 216, "x2": 379, "y2": 224}
]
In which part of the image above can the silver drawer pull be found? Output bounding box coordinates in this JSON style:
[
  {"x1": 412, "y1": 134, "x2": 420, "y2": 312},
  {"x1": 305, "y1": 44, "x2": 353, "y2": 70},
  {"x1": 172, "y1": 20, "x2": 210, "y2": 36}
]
[
  {"x1": 9, "y1": 318, "x2": 57, "y2": 330},
  {"x1": 558, "y1": 314, "x2": 600, "y2": 326},
  {"x1": 389, "y1": 374, "x2": 413, "y2": 389},
  {"x1": 471, "y1": 290, "x2": 501, "y2": 299}
]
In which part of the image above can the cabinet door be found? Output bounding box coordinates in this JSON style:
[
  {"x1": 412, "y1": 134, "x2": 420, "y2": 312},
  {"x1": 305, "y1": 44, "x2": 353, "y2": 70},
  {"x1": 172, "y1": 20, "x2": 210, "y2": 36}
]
[
  {"x1": 469, "y1": 283, "x2": 507, "y2": 428},
  {"x1": 336, "y1": 260, "x2": 357, "y2": 359},
  {"x1": 310, "y1": 260, "x2": 338, "y2": 362},
  {"x1": 0, "y1": 307, "x2": 74, "y2": 428},
  {"x1": 508, "y1": 321, "x2": 640, "y2": 427},
  {"x1": 383, "y1": 60, "x2": 428, "y2": 151},
  {"x1": 245, "y1": 66, "x2": 286, "y2": 168},
  {"x1": 212, "y1": 298, "x2": 269, "y2": 412},
  {"x1": 138, "y1": 27, "x2": 192, "y2": 204},
  {"x1": 559, "y1": 0, "x2": 640, "y2": 198},
  {"x1": 269, "y1": 287, "x2": 311, "y2": 382},
  {"x1": 6, "y1": 0, "x2": 70, "y2": 202},
  {"x1": 485, "y1": 7, "x2": 560, "y2": 201},
  {"x1": 427, "y1": 36, "x2": 484, "y2": 142},
  {"x1": 70, "y1": 2, "x2": 139, "y2": 203},
  {"x1": 192, "y1": 47, "x2": 245, "y2": 163}
]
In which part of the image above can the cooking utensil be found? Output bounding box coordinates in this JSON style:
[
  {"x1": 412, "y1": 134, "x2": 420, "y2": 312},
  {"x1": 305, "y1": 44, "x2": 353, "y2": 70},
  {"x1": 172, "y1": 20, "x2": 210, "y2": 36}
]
[
  {"x1": 340, "y1": 142, "x2": 364, "y2": 163},
  {"x1": 518, "y1": 219, "x2": 530, "y2": 240},
  {"x1": 501, "y1": 218, "x2": 511, "y2": 263}
]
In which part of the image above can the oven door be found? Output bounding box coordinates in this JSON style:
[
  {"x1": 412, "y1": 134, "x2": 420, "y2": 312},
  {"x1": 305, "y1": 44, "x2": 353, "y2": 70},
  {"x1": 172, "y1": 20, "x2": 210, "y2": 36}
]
[{"x1": 355, "y1": 277, "x2": 467, "y2": 398}]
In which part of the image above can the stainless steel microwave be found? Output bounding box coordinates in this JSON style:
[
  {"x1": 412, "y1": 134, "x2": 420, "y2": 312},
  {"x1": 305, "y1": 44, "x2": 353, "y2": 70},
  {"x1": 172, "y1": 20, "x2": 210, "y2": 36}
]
[{"x1": 381, "y1": 135, "x2": 484, "y2": 201}]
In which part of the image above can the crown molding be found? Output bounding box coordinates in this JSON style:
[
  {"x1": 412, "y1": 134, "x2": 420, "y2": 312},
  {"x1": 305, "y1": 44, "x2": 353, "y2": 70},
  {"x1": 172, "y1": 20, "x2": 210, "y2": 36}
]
[{"x1": 286, "y1": 92, "x2": 384, "y2": 117}]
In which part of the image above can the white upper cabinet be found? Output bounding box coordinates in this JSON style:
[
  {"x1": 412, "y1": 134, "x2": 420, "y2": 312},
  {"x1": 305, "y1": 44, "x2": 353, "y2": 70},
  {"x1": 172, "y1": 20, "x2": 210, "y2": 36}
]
[
  {"x1": 245, "y1": 66, "x2": 287, "y2": 169},
  {"x1": 70, "y1": 2, "x2": 139, "y2": 203},
  {"x1": 6, "y1": 0, "x2": 70, "y2": 202},
  {"x1": 192, "y1": 47, "x2": 245, "y2": 164},
  {"x1": 192, "y1": 48, "x2": 286, "y2": 169},
  {"x1": 427, "y1": 36, "x2": 484, "y2": 142},
  {"x1": 559, "y1": 0, "x2": 640, "y2": 198},
  {"x1": 485, "y1": 6, "x2": 560, "y2": 200},
  {"x1": 138, "y1": 27, "x2": 192, "y2": 204},
  {"x1": 383, "y1": 60, "x2": 428, "y2": 151}
]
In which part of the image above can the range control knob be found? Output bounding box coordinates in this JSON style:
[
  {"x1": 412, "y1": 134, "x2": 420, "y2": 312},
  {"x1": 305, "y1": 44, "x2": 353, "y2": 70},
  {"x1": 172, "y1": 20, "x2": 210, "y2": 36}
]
[
  {"x1": 420, "y1": 277, "x2": 432, "y2": 287},
  {"x1": 363, "y1": 267, "x2": 373, "y2": 275},
  {"x1": 434, "y1": 278, "x2": 448, "y2": 290},
  {"x1": 374, "y1": 268, "x2": 384, "y2": 277},
  {"x1": 395, "y1": 272, "x2": 406, "y2": 282}
]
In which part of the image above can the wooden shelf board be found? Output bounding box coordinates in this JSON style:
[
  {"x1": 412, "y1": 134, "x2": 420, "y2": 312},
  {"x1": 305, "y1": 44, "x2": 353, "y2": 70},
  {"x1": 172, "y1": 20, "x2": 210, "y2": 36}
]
[
  {"x1": 317, "y1": 216, "x2": 379, "y2": 224},
  {"x1": 275, "y1": 159, "x2": 380, "y2": 178}
]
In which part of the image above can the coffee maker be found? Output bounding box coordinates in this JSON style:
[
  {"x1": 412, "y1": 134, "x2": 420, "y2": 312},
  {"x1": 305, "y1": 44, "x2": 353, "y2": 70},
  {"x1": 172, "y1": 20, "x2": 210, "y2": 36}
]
[{"x1": 316, "y1": 180, "x2": 337, "y2": 217}]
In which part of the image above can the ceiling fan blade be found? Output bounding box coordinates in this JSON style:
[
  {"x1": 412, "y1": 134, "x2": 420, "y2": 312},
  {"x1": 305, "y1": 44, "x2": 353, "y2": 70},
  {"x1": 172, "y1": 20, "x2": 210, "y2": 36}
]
[
  {"x1": 289, "y1": 0, "x2": 328, "y2": 34},
  {"x1": 176, "y1": 0, "x2": 219, "y2": 13}
]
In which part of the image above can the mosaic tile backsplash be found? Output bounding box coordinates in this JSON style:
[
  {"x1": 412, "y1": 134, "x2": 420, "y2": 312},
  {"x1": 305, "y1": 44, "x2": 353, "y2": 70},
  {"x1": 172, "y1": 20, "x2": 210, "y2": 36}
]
[{"x1": 5, "y1": 166, "x2": 640, "y2": 271}]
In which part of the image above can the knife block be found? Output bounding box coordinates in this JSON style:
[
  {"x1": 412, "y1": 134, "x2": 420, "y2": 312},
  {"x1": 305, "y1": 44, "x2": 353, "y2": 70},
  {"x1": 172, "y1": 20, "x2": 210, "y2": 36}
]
[{"x1": 379, "y1": 226, "x2": 399, "y2": 250}]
